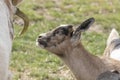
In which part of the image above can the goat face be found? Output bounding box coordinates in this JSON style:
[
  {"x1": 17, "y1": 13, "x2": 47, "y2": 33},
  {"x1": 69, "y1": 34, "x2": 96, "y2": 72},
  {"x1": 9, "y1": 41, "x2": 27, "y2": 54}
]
[
  {"x1": 36, "y1": 18, "x2": 95, "y2": 54},
  {"x1": 37, "y1": 25, "x2": 73, "y2": 49}
]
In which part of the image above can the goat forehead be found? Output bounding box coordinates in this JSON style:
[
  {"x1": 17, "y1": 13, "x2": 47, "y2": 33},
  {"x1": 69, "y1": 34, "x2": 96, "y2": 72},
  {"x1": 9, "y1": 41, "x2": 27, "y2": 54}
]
[
  {"x1": 59, "y1": 24, "x2": 68, "y2": 27},
  {"x1": 55, "y1": 25, "x2": 71, "y2": 31},
  {"x1": 54, "y1": 24, "x2": 72, "y2": 30},
  {"x1": 54, "y1": 27, "x2": 66, "y2": 31},
  {"x1": 59, "y1": 24, "x2": 71, "y2": 27},
  {"x1": 40, "y1": 33, "x2": 47, "y2": 37},
  {"x1": 40, "y1": 24, "x2": 73, "y2": 37}
]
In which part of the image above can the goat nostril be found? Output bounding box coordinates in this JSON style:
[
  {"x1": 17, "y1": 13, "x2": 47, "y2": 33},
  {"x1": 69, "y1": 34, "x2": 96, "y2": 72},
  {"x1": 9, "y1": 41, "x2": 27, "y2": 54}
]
[{"x1": 38, "y1": 36, "x2": 42, "y2": 38}]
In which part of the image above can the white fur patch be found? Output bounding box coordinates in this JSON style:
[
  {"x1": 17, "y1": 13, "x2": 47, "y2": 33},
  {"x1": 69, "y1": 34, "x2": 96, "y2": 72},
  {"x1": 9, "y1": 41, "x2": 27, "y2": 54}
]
[
  {"x1": 110, "y1": 48, "x2": 120, "y2": 61},
  {"x1": 0, "y1": 1, "x2": 13, "y2": 80},
  {"x1": 107, "y1": 29, "x2": 119, "y2": 46}
]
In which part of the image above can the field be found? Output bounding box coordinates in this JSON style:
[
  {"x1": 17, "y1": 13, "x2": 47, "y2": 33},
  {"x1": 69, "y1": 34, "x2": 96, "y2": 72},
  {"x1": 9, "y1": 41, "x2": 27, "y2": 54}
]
[{"x1": 11, "y1": 0, "x2": 120, "y2": 80}]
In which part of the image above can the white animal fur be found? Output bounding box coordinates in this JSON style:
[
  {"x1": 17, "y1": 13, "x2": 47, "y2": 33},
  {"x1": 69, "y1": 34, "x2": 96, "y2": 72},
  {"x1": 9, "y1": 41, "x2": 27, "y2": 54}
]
[
  {"x1": 107, "y1": 29, "x2": 119, "y2": 46},
  {"x1": 0, "y1": 0, "x2": 22, "y2": 80},
  {"x1": 104, "y1": 28, "x2": 120, "y2": 61},
  {"x1": 0, "y1": 1, "x2": 12, "y2": 80}
]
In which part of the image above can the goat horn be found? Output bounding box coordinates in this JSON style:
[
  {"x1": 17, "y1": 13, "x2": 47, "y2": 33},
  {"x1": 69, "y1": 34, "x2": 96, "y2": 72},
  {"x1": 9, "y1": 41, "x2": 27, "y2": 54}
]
[{"x1": 15, "y1": 8, "x2": 29, "y2": 36}]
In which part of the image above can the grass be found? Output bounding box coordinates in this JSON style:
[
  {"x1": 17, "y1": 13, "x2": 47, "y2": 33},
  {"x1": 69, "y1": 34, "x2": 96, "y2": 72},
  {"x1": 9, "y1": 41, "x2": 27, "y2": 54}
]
[{"x1": 11, "y1": 0, "x2": 120, "y2": 80}]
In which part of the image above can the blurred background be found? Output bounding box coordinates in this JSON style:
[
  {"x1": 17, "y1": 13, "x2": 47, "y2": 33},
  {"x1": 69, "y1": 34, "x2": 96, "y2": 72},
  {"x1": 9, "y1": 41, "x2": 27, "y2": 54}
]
[{"x1": 11, "y1": 0, "x2": 120, "y2": 80}]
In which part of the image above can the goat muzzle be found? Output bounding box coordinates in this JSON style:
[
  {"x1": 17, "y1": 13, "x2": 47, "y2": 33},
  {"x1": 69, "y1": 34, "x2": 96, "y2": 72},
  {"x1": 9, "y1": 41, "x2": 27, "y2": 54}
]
[{"x1": 37, "y1": 38, "x2": 48, "y2": 48}]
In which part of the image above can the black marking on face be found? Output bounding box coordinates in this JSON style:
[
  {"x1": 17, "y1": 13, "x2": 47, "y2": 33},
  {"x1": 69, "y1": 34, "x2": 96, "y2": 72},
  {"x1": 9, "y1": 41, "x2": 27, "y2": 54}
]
[
  {"x1": 53, "y1": 27, "x2": 69, "y2": 36},
  {"x1": 46, "y1": 37, "x2": 51, "y2": 42},
  {"x1": 70, "y1": 32, "x2": 73, "y2": 37},
  {"x1": 112, "y1": 70, "x2": 119, "y2": 74}
]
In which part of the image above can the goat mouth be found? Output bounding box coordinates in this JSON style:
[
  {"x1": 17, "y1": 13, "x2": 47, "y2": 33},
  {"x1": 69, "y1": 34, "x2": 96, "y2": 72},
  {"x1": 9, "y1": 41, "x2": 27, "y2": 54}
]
[{"x1": 36, "y1": 39, "x2": 48, "y2": 48}]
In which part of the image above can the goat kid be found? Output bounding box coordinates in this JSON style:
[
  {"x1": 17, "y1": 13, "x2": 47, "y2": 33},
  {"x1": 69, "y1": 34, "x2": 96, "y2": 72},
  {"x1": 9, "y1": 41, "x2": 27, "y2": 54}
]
[
  {"x1": 0, "y1": 0, "x2": 29, "y2": 80},
  {"x1": 104, "y1": 28, "x2": 120, "y2": 61},
  {"x1": 36, "y1": 18, "x2": 120, "y2": 80},
  {"x1": 97, "y1": 28, "x2": 120, "y2": 80}
]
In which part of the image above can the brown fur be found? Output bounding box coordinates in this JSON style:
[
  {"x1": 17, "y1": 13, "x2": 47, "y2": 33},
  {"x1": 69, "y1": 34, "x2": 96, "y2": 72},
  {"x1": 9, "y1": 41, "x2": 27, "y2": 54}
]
[{"x1": 36, "y1": 18, "x2": 120, "y2": 80}]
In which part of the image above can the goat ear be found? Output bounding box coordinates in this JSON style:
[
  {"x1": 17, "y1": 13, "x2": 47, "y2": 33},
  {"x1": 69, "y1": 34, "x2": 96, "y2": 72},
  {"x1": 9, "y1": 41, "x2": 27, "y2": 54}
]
[
  {"x1": 12, "y1": 0, "x2": 22, "y2": 6},
  {"x1": 71, "y1": 18, "x2": 95, "y2": 46},
  {"x1": 107, "y1": 28, "x2": 119, "y2": 46},
  {"x1": 74, "y1": 18, "x2": 95, "y2": 33}
]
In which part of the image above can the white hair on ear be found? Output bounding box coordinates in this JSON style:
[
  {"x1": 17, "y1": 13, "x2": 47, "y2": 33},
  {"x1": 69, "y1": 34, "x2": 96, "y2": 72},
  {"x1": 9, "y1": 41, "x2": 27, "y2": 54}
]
[{"x1": 107, "y1": 28, "x2": 119, "y2": 46}]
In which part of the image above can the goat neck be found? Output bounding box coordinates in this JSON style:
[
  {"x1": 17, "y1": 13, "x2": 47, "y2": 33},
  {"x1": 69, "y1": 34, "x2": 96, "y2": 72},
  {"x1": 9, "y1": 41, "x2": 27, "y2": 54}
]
[{"x1": 61, "y1": 41, "x2": 107, "y2": 80}]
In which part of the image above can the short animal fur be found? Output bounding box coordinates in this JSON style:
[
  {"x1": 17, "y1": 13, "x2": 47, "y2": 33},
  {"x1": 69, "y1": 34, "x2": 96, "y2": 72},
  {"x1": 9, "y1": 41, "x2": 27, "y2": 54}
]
[{"x1": 36, "y1": 18, "x2": 120, "y2": 80}]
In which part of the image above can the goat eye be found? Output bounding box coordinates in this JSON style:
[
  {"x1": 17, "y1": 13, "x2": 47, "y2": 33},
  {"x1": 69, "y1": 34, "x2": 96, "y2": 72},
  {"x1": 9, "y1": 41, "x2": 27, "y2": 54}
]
[
  {"x1": 56, "y1": 31, "x2": 60, "y2": 34},
  {"x1": 53, "y1": 27, "x2": 68, "y2": 36},
  {"x1": 55, "y1": 30, "x2": 63, "y2": 34}
]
